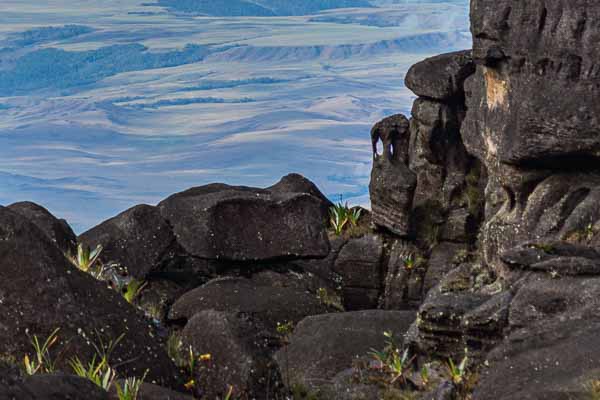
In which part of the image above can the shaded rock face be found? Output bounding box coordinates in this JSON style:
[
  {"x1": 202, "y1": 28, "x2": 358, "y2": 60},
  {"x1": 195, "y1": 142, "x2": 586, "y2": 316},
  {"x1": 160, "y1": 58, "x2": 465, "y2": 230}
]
[
  {"x1": 274, "y1": 310, "x2": 416, "y2": 393},
  {"x1": 180, "y1": 310, "x2": 281, "y2": 399},
  {"x1": 2, "y1": 374, "x2": 109, "y2": 400},
  {"x1": 463, "y1": 0, "x2": 600, "y2": 274},
  {"x1": 0, "y1": 207, "x2": 177, "y2": 386},
  {"x1": 333, "y1": 234, "x2": 384, "y2": 310},
  {"x1": 158, "y1": 182, "x2": 330, "y2": 262},
  {"x1": 7, "y1": 201, "x2": 77, "y2": 255},
  {"x1": 168, "y1": 275, "x2": 330, "y2": 328}
]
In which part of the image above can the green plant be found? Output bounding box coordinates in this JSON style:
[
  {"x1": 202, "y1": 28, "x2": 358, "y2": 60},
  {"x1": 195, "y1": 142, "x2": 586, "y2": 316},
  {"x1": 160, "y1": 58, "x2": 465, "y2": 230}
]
[
  {"x1": 74, "y1": 243, "x2": 103, "y2": 273},
  {"x1": 122, "y1": 279, "x2": 147, "y2": 304},
  {"x1": 447, "y1": 355, "x2": 468, "y2": 385},
  {"x1": 277, "y1": 321, "x2": 295, "y2": 390},
  {"x1": 370, "y1": 331, "x2": 415, "y2": 386},
  {"x1": 402, "y1": 254, "x2": 415, "y2": 270},
  {"x1": 166, "y1": 331, "x2": 184, "y2": 365},
  {"x1": 69, "y1": 355, "x2": 116, "y2": 390},
  {"x1": 223, "y1": 385, "x2": 234, "y2": 400},
  {"x1": 420, "y1": 364, "x2": 430, "y2": 388},
  {"x1": 114, "y1": 371, "x2": 148, "y2": 400},
  {"x1": 69, "y1": 330, "x2": 125, "y2": 389},
  {"x1": 347, "y1": 207, "x2": 362, "y2": 227},
  {"x1": 329, "y1": 203, "x2": 349, "y2": 235},
  {"x1": 316, "y1": 287, "x2": 344, "y2": 312},
  {"x1": 23, "y1": 328, "x2": 60, "y2": 375}
]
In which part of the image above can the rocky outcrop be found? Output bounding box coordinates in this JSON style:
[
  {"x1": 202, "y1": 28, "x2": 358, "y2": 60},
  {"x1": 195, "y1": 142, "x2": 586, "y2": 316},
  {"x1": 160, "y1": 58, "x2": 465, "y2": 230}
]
[
  {"x1": 274, "y1": 310, "x2": 416, "y2": 394},
  {"x1": 463, "y1": 0, "x2": 600, "y2": 276},
  {"x1": 158, "y1": 182, "x2": 330, "y2": 262},
  {"x1": 0, "y1": 207, "x2": 178, "y2": 386}
]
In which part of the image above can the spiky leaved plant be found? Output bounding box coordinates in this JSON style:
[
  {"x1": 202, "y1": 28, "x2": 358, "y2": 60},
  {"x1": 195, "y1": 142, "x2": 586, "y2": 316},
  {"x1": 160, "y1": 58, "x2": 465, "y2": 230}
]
[{"x1": 23, "y1": 328, "x2": 60, "y2": 375}]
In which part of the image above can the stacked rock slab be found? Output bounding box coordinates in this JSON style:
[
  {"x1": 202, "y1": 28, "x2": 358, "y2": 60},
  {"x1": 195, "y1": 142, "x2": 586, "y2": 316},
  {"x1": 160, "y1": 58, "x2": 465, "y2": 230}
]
[
  {"x1": 370, "y1": 50, "x2": 486, "y2": 311},
  {"x1": 371, "y1": 2, "x2": 600, "y2": 398}
]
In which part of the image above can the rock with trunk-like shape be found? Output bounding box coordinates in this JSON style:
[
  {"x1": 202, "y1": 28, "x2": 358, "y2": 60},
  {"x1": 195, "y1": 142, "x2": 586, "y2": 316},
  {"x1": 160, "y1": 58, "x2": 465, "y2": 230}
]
[{"x1": 369, "y1": 114, "x2": 416, "y2": 236}]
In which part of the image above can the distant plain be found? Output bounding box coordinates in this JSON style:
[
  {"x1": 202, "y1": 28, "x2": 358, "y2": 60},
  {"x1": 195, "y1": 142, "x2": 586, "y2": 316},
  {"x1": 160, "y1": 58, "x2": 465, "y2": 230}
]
[{"x1": 0, "y1": 0, "x2": 469, "y2": 231}]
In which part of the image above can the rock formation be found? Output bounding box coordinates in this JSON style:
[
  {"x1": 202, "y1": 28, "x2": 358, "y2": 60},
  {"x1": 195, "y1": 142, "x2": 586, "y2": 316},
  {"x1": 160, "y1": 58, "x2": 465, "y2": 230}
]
[{"x1": 3, "y1": 1, "x2": 600, "y2": 399}]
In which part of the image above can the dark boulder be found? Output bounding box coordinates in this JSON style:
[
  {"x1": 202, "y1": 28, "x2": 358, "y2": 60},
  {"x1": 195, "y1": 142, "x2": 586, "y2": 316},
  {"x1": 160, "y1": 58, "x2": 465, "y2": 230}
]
[
  {"x1": 22, "y1": 374, "x2": 109, "y2": 400},
  {"x1": 0, "y1": 207, "x2": 177, "y2": 386},
  {"x1": 168, "y1": 275, "x2": 330, "y2": 329},
  {"x1": 273, "y1": 310, "x2": 416, "y2": 393},
  {"x1": 179, "y1": 310, "x2": 280, "y2": 399},
  {"x1": 405, "y1": 50, "x2": 474, "y2": 101},
  {"x1": 79, "y1": 204, "x2": 178, "y2": 279},
  {"x1": 158, "y1": 181, "x2": 330, "y2": 261},
  {"x1": 7, "y1": 201, "x2": 76, "y2": 255},
  {"x1": 109, "y1": 382, "x2": 193, "y2": 400}
]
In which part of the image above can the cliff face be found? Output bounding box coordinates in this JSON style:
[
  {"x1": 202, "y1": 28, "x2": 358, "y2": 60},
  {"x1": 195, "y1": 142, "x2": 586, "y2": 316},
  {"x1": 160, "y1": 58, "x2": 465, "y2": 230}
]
[
  {"x1": 370, "y1": 1, "x2": 600, "y2": 398},
  {"x1": 465, "y1": 0, "x2": 600, "y2": 275}
]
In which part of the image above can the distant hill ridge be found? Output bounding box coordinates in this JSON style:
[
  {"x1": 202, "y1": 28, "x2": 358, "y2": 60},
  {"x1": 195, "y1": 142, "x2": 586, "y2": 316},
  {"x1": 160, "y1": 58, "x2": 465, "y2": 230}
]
[{"x1": 155, "y1": 0, "x2": 373, "y2": 16}]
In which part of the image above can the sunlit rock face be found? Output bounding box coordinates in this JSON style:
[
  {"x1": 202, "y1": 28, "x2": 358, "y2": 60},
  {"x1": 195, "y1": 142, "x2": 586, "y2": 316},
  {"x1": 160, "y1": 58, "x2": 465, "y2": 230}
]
[{"x1": 463, "y1": 0, "x2": 600, "y2": 275}]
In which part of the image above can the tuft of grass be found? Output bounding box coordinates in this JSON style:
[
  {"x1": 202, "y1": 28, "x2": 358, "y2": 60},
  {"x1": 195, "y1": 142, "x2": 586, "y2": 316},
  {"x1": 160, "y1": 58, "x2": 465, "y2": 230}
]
[
  {"x1": 23, "y1": 328, "x2": 60, "y2": 375},
  {"x1": 72, "y1": 243, "x2": 104, "y2": 275},
  {"x1": 330, "y1": 203, "x2": 349, "y2": 235},
  {"x1": 114, "y1": 371, "x2": 148, "y2": 400},
  {"x1": 122, "y1": 279, "x2": 147, "y2": 304},
  {"x1": 69, "y1": 355, "x2": 116, "y2": 390},
  {"x1": 347, "y1": 207, "x2": 363, "y2": 227}
]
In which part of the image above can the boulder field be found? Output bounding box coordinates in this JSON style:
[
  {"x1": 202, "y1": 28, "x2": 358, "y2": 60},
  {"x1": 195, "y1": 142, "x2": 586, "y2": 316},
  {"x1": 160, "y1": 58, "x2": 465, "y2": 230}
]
[{"x1": 3, "y1": 1, "x2": 600, "y2": 399}]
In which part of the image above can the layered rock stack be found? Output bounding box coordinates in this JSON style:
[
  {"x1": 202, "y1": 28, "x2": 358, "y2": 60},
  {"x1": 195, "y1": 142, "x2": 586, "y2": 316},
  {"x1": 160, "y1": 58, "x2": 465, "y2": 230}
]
[{"x1": 369, "y1": 0, "x2": 600, "y2": 399}]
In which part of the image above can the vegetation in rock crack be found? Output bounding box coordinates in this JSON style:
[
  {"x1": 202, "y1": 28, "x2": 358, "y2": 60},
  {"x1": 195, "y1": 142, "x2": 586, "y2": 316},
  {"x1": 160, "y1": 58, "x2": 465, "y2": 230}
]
[
  {"x1": 276, "y1": 320, "x2": 295, "y2": 391},
  {"x1": 347, "y1": 206, "x2": 362, "y2": 227},
  {"x1": 329, "y1": 202, "x2": 364, "y2": 236},
  {"x1": 69, "y1": 330, "x2": 125, "y2": 389},
  {"x1": 446, "y1": 353, "x2": 477, "y2": 398},
  {"x1": 564, "y1": 222, "x2": 597, "y2": 244},
  {"x1": 329, "y1": 202, "x2": 349, "y2": 235},
  {"x1": 316, "y1": 287, "x2": 344, "y2": 311},
  {"x1": 122, "y1": 278, "x2": 147, "y2": 304},
  {"x1": 23, "y1": 328, "x2": 61, "y2": 375},
  {"x1": 70, "y1": 243, "x2": 104, "y2": 278},
  {"x1": 370, "y1": 331, "x2": 415, "y2": 386},
  {"x1": 114, "y1": 370, "x2": 148, "y2": 400},
  {"x1": 69, "y1": 354, "x2": 117, "y2": 390}
]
